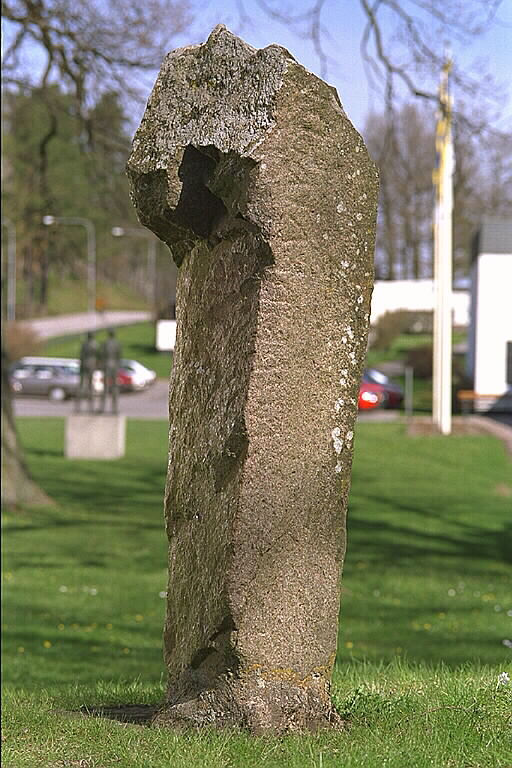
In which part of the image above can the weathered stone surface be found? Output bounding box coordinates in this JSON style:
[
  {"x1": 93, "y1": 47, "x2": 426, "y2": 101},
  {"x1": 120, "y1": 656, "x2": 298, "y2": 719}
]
[
  {"x1": 65, "y1": 414, "x2": 126, "y2": 459},
  {"x1": 127, "y1": 25, "x2": 378, "y2": 732}
]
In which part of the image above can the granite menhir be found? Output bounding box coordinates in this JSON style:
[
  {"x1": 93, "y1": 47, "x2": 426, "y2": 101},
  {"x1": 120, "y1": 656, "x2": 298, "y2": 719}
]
[{"x1": 127, "y1": 25, "x2": 378, "y2": 732}]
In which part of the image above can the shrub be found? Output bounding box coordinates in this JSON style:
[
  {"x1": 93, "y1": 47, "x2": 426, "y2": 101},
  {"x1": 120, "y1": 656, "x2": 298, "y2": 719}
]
[
  {"x1": 405, "y1": 346, "x2": 469, "y2": 382},
  {"x1": 405, "y1": 344, "x2": 433, "y2": 378},
  {"x1": 371, "y1": 311, "x2": 412, "y2": 350},
  {"x1": 3, "y1": 322, "x2": 42, "y2": 362},
  {"x1": 406, "y1": 311, "x2": 433, "y2": 334},
  {"x1": 370, "y1": 310, "x2": 435, "y2": 351}
]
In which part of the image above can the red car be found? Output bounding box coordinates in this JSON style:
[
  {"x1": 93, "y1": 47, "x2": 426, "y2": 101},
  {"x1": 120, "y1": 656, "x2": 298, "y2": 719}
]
[
  {"x1": 358, "y1": 369, "x2": 404, "y2": 410},
  {"x1": 116, "y1": 369, "x2": 135, "y2": 392},
  {"x1": 358, "y1": 384, "x2": 384, "y2": 409}
]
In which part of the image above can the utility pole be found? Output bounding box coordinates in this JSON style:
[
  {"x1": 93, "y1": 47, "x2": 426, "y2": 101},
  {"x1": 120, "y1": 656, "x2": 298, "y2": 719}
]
[{"x1": 432, "y1": 54, "x2": 454, "y2": 435}]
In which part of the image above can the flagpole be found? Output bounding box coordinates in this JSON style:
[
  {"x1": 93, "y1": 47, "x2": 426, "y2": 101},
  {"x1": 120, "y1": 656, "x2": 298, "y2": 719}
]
[{"x1": 432, "y1": 54, "x2": 454, "y2": 435}]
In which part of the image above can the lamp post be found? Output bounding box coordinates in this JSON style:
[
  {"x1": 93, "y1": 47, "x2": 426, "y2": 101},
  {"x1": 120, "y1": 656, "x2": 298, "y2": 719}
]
[
  {"x1": 111, "y1": 226, "x2": 157, "y2": 309},
  {"x1": 43, "y1": 215, "x2": 96, "y2": 313},
  {"x1": 2, "y1": 218, "x2": 16, "y2": 322}
]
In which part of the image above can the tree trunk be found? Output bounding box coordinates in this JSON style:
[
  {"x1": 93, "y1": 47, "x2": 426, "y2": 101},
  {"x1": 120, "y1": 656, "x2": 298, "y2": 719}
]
[
  {"x1": 39, "y1": 247, "x2": 50, "y2": 309},
  {"x1": 381, "y1": 180, "x2": 397, "y2": 280},
  {"x1": 22, "y1": 244, "x2": 35, "y2": 318},
  {"x1": 1, "y1": 342, "x2": 51, "y2": 508}
]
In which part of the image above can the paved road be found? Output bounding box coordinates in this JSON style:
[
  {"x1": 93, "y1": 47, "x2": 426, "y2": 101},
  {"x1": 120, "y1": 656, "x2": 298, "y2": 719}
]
[
  {"x1": 14, "y1": 386, "x2": 404, "y2": 423},
  {"x1": 487, "y1": 412, "x2": 512, "y2": 427},
  {"x1": 22, "y1": 310, "x2": 152, "y2": 339},
  {"x1": 14, "y1": 379, "x2": 169, "y2": 421},
  {"x1": 14, "y1": 383, "x2": 511, "y2": 442}
]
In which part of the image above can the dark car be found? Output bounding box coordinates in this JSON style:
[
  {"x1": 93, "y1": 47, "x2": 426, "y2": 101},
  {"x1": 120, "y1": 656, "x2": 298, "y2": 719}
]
[{"x1": 360, "y1": 368, "x2": 404, "y2": 409}]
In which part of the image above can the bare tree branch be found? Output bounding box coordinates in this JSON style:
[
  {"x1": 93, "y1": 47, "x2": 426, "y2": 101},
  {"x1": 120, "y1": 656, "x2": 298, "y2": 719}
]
[
  {"x1": 231, "y1": 0, "x2": 509, "y2": 137},
  {"x1": 2, "y1": 0, "x2": 191, "y2": 112}
]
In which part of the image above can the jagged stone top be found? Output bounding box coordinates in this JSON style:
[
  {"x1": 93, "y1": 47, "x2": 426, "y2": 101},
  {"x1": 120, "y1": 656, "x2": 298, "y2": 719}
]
[{"x1": 129, "y1": 25, "x2": 303, "y2": 171}]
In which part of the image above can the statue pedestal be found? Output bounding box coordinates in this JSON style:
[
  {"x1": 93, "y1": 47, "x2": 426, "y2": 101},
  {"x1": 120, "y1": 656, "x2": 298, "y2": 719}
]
[{"x1": 65, "y1": 414, "x2": 126, "y2": 459}]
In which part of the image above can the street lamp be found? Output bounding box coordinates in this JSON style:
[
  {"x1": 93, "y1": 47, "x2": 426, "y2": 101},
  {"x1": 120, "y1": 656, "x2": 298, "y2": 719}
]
[
  {"x1": 111, "y1": 226, "x2": 157, "y2": 309},
  {"x1": 43, "y1": 215, "x2": 96, "y2": 313},
  {"x1": 2, "y1": 218, "x2": 16, "y2": 322}
]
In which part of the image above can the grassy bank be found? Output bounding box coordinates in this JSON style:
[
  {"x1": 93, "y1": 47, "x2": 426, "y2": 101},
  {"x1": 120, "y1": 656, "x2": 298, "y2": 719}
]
[
  {"x1": 2, "y1": 420, "x2": 511, "y2": 766},
  {"x1": 17, "y1": 275, "x2": 150, "y2": 319}
]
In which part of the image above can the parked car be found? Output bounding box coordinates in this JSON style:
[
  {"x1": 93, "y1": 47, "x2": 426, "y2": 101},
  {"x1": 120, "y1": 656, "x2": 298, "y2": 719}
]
[
  {"x1": 9, "y1": 356, "x2": 100, "y2": 401},
  {"x1": 117, "y1": 359, "x2": 157, "y2": 392},
  {"x1": 359, "y1": 368, "x2": 404, "y2": 410},
  {"x1": 10, "y1": 356, "x2": 156, "y2": 400},
  {"x1": 115, "y1": 368, "x2": 135, "y2": 392},
  {"x1": 358, "y1": 382, "x2": 385, "y2": 409}
]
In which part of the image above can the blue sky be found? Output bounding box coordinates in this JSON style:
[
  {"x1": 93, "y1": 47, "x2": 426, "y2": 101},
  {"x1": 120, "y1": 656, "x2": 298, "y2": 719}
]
[
  {"x1": 178, "y1": 0, "x2": 512, "y2": 131},
  {"x1": 2, "y1": 0, "x2": 511, "y2": 132}
]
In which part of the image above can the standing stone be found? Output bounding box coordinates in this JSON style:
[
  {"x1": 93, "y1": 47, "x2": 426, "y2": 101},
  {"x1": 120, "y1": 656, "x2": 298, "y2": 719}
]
[{"x1": 127, "y1": 25, "x2": 378, "y2": 732}]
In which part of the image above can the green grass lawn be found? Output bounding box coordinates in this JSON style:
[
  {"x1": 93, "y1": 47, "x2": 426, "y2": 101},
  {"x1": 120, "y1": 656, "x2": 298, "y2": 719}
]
[
  {"x1": 43, "y1": 322, "x2": 173, "y2": 379},
  {"x1": 2, "y1": 420, "x2": 511, "y2": 767}
]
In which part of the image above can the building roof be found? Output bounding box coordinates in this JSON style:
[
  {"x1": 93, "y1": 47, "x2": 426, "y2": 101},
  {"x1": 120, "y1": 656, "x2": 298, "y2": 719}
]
[{"x1": 472, "y1": 216, "x2": 512, "y2": 259}]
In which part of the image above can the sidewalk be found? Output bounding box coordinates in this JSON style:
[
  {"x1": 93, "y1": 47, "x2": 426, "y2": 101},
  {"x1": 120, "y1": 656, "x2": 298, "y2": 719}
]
[{"x1": 23, "y1": 311, "x2": 153, "y2": 340}]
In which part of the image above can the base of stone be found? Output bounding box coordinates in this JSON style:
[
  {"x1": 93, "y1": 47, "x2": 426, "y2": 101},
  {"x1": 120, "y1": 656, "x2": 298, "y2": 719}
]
[
  {"x1": 65, "y1": 414, "x2": 126, "y2": 459},
  {"x1": 151, "y1": 677, "x2": 345, "y2": 734}
]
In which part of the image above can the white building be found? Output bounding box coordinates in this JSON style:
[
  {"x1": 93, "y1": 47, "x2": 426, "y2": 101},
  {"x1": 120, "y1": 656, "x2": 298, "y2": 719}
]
[
  {"x1": 467, "y1": 217, "x2": 512, "y2": 412},
  {"x1": 370, "y1": 279, "x2": 469, "y2": 327}
]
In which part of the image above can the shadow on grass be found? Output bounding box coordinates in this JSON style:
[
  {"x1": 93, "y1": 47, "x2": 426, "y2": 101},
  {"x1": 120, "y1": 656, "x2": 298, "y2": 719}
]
[
  {"x1": 348, "y1": 500, "x2": 512, "y2": 568},
  {"x1": 6, "y1": 460, "x2": 166, "y2": 533},
  {"x1": 125, "y1": 343, "x2": 164, "y2": 357},
  {"x1": 27, "y1": 447, "x2": 63, "y2": 458},
  {"x1": 77, "y1": 703, "x2": 158, "y2": 725},
  {"x1": 8, "y1": 419, "x2": 510, "y2": 678},
  {"x1": 5, "y1": 512, "x2": 163, "y2": 534}
]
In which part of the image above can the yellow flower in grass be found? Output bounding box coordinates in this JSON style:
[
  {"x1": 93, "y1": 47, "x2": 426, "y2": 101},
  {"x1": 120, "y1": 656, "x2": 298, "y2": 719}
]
[
  {"x1": 135, "y1": 614, "x2": 144, "y2": 622},
  {"x1": 43, "y1": 640, "x2": 52, "y2": 648},
  {"x1": 17, "y1": 646, "x2": 25, "y2": 654},
  {"x1": 345, "y1": 641, "x2": 354, "y2": 649}
]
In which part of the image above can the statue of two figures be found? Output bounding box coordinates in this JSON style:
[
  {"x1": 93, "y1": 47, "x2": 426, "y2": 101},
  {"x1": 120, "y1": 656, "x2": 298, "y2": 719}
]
[{"x1": 76, "y1": 329, "x2": 121, "y2": 414}]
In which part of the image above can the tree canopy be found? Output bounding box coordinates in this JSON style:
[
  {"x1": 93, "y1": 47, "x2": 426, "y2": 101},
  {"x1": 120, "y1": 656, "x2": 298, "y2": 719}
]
[
  {"x1": 2, "y1": 0, "x2": 190, "y2": 111},
  {"x1": 2, "y1": 0, "x2": 510, "y2": 307},
  {"x1": 364, "y1": 102, "x2": 512, "y2": 282}
]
